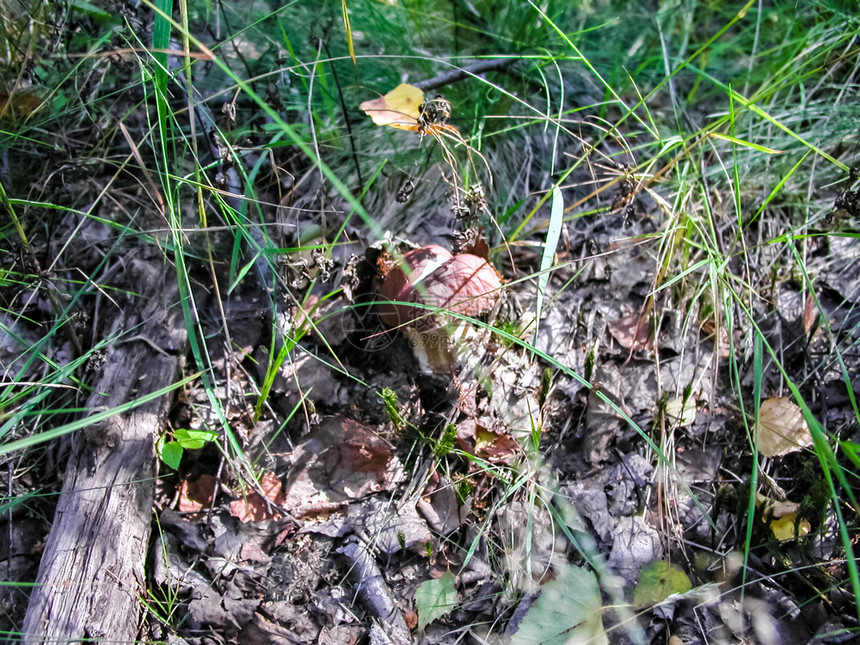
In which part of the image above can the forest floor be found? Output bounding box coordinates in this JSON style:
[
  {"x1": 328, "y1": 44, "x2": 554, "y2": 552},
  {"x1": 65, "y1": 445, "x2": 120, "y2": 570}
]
[{"x1": 1, "y1": 1, "x2": 859, "y2": 644}]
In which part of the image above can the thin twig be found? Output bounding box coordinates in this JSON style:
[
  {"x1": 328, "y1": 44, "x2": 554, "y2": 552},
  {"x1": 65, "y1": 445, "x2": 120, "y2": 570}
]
[{"x1": 413, "y1": 58, "x2": 516, "y2": 92}]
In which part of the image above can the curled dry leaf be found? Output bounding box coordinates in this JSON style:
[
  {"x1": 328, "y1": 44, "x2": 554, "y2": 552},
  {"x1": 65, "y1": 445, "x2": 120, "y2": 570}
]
[{"x1": 756, "y1": 397, "x2": 813, "y2": 457}]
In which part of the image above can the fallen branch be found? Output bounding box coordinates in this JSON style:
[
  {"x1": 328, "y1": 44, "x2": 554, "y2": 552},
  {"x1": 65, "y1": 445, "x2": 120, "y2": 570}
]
[
  {"x1": 339, "y1": 537, "x2": 413, "y2": 645},
  {"x1": 22, "y1": 256, "x2": 188, "y2": 643},
  {"x1": 413, "y1": 58, "x2": 515, "y2": 92}
]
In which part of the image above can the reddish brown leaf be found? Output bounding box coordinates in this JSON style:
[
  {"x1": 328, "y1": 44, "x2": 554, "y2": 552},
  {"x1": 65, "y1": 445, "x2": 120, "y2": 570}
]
[
  {"x1": 178, "y1": 474, "x2": 216, "y2": 513},
  {"x1": 457, "y1": 418, "x2": 520, "y2": 463},
  {"x1": 608, "y1": 313, "x2": 653, "y2": 351},
  {"x1": 802, "y1": 292, "x2": 817, "y2": 338},
  {"x1": 404, "y1": 610, "x2": 419, "y2": 630},
  {"x1": 229, "y1": 471, "x2": 286, "y2": 523}
]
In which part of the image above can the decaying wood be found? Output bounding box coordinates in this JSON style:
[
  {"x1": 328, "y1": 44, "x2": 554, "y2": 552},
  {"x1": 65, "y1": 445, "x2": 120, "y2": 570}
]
[
  {"x1": 22, "y1": 255, "x2": 188, "y2": 644},
  {"x1": 339, "y1": 538, "x2": 413, "y2": 645}
]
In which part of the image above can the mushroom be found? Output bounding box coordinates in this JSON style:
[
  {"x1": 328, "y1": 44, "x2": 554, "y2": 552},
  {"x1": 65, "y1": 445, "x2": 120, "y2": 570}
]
[{"x1": 378, "y1": 244, "x2": 502, "y2": 372}]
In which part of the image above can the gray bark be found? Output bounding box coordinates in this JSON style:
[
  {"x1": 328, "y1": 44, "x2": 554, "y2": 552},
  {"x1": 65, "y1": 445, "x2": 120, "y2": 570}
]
[{"x1": 22, "y1": 255, "x2": 188, "y2": 643}]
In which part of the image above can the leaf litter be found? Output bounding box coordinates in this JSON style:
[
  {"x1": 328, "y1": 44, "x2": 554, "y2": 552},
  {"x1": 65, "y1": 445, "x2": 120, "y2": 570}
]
[
  {"x1": 5, "y1": 13, "x2": 860, "y2": 645},
  {"x1": 128, "y1": 199, "x2": 860, "y2": 645}
]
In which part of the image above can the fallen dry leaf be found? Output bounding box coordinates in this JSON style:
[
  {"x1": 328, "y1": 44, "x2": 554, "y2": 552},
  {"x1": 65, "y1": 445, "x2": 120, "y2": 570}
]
[
  {"x1": 802, "y1": 292, "x2": 818, "y2": 338},
  {"x1": 403, "y1": 611, "x2": 419, "y2": 631},
  {"x1": 583, "y1": 385, "x2": 626, "y2": 465},
  {"x1": 701, "y1": 316, "x2": 732, "y2": 358},
  {"x1": 608, "y1": 516, "x2": 662, "y2": 585},
  {"x1": 663, "y1": 394, "x2": 697, "y2": 427},
  {"x1": 608, "y1": 313, "x2": 653, "y2": 351},
  {"x1": 229, "y1": 471, "x2": 286, "y2": 523},
  {"x1": 756, "y1": 397, "x2": 813, "y2": 457},
  {"x1": 359, "y1": 83, "x2": 424, "y2": 129},
  {"x1": 418, "y1": 471, "x2": 462, "y2": 535},
  {"x1": 178, "y1": 474, "x2": 216, "y2": 514},
  {"x1": 352, "y1": 497, "x2": 432, "y2": 554},
  {"x1": 755, "y1": 492, "x2": 811, "y2": 541},
  {"x1": 282, "y1": 415, "x2": 403, "y2": 514},
  {"x1": 456, "y1": 418, "x2": 520, "y2": 463}
]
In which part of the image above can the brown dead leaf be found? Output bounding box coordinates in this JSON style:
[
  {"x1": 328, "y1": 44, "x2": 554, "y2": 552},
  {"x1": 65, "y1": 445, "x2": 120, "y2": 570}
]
[
  {"x1": 608, "y1": 313, "x2": 653, "y2": 351},
  {"x1": 229, "y1": 471, "x2": 286, "y2": 523},
  {"x1": 239, "y1": 542, "x2": 271, "y2": 564},
  {"x1": 700, "y1": 317, "x2": 731, "y2": 358},
  {"x1": 583, "y1": 385, "x2": 626, "y2": 465},
  {"x1": 756, "y1": 397, "x2": 813, "y2": 457},
  {"x1": 455, "y1": 374, "x2": 478, "y2": 419},
  {"x1": 456, "y1": 418, "x2": 520, "y2": 463},
  {"x1": 282, "y1": 416, "x2": 403, "y2": 514},
  {"x1": 802, "y1": 292, "x2": 818, "y2": 338},
  {"x1": 403, "y1": 611, "x2": 419, "y2": 630},
  {"x1": 353, "y1": 497, "x2": 432, "y2": 554},
  {"x1": 178, "y1": 474, "x2": 216, "y2": 514},
  {"x1": 417, "y1": 471, "x2": 462, "y2": 535}
]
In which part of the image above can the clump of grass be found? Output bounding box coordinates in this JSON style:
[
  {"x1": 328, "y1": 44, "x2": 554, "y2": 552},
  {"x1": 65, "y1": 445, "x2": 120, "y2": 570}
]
[
  {"x1": 379, "y1": 386, "x2": 407, "y2": 431},
  {"x1": 431, "y1": 423, "x2": 458, "y2": 459}
]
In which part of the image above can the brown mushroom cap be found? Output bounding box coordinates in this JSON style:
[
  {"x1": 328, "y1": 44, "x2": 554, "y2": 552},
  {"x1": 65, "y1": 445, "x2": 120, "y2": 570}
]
[{"x1": 378, "y1": 245, "x2": 501, "y2": 330}]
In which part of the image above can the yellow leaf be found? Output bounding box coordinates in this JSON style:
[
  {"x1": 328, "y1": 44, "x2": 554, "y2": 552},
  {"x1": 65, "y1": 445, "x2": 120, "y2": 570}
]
[
  {"x1": 0, "y1": 90, "x2": 44, "y2": 121},
  {"x1": 359, "y1": 83, "x2": 424, "y2": 129},
  {"x1": 755, "y1": 493, "x2": 811, "y2": 541},
  {"x1": 770, "y1": 514, "x2": 811, "y2": 541},
  {"x1": 756, "y1": 397, "x2": 813, "y2": 457}
]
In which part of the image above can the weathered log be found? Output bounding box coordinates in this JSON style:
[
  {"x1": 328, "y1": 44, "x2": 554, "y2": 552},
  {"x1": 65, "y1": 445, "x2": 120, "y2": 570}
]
[{"x1": 22, "y1": 255, "x2": 188, "y2": 643}]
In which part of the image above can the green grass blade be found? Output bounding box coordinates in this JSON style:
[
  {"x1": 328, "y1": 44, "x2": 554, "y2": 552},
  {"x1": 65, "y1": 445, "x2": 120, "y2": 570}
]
[{"x1": 533, "y1": 186, "x2": 563, "y2": 344}]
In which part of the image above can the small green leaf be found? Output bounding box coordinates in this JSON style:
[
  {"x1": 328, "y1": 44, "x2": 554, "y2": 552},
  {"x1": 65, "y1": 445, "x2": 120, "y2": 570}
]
[
  {"x1": 159, "y1": 441, "x2": 183, "y2": 470},
  {"x1": 633, "y1": 560, "x2": 692, "y2": 606},
  {"x1": 173, "y1": 428, "x2": 218, "y2": 450},
  {"x1": 513, "y1": 564, "x2": 606, "y2": 645},
  {"x1": 414, "y1": 571, "x2": 457, "y2": 631}
]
